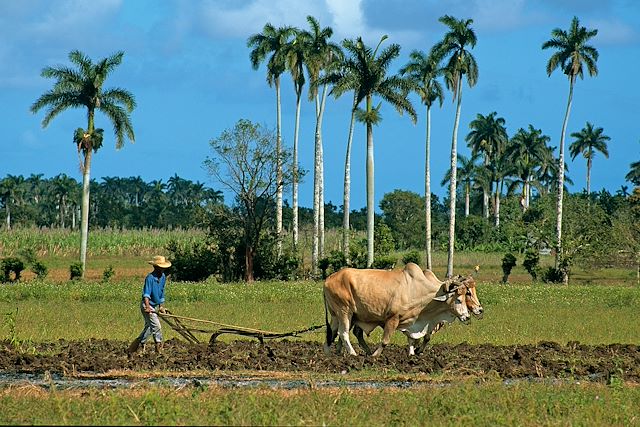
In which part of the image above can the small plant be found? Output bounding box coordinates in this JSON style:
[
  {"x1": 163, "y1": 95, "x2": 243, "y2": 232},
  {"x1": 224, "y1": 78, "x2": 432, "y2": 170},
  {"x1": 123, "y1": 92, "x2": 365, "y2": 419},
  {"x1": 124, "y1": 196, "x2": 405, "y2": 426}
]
[
  {"x1": 102, "y1": 265, "x2": 115, "y2": 282},
  {"x1": 31, "y1": 261, "x2": 48, "y2": 279},
  {"x1": 69, "y1": 262, "x2": 83, "y2": 280},
  {"x1": 540, "y1": 266, "x2": 564, "y2": 284},
  {"x1": 1, "y1": 257, "x2": 25, "y2": 282},
  {"x1": 501, "y1": 253, "x2": 517, "y2": 283},
  {"x1": 3, "y1": 309, "x2": 20, "y2": 347}
]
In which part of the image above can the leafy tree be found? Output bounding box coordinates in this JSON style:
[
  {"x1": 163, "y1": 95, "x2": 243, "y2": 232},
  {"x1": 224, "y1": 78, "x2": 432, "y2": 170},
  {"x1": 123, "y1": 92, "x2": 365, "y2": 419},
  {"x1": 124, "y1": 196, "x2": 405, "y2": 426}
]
[
  {"x1": 380, "y1": 190, "x2": 424, "y2": 250},
  {"x1": 203, "y1": 119, "x2": 292, "y2": 282},
  {"x1": 569, "y1": 122, "x2": 610, "y2": 195},
  {"x1": 248, "y1": 23, "x2": 296, "y2": 257},
  {"x1": 542, "y1": 16, "x2": 599, "y2": 279},
  {"x1": 400, "y1": 48, "x2": 445, "y2": 269},
  {"x1": 0, "y1": 175, "x2": 26, "y2": 230},
  {"x1": 31, "y1": 50, "x2": 136, "y2": 276},
  {"x1": 433, "y1": 15, "x2": 479, "y2": 277}
]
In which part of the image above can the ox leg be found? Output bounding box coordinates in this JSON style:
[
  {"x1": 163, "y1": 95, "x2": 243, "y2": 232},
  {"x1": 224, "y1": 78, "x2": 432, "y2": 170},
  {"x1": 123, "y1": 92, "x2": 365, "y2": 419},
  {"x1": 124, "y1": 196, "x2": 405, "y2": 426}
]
[
  {"x1": 353, "y1": 324, "x2": 373, "y2": 355},
  {"x1": 372, "y1": 316, "x2": 399, "y2": 357},
  {"x1": 339, "y1": 324, "x2": 357, "y2": 356},
  {"x1": 407, "y1": 337, "x2": 418, "y2": 356},
  {"x1": 415, "y1": 336, "x2": 431, "y2": 355},
  {"x1": 324, "y1": 315, "x2": 342, "y2": 355}
]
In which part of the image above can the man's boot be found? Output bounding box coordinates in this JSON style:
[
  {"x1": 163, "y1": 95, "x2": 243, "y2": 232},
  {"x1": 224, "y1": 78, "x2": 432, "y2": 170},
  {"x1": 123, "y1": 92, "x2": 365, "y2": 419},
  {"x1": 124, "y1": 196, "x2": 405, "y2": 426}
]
[
  {"x1": 126, "y1": 337, "x2": 142, "y2": 356},
  {"x1": 155, "y1": 341, "x2": 163, "y2": 354}
]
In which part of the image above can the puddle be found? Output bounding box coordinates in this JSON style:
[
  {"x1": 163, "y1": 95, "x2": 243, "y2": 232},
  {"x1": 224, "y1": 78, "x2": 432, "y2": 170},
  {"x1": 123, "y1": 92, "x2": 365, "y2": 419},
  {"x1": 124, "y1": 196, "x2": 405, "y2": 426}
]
[{"x1": 0, "y1": 372, "x2": 422, "y2": 390}]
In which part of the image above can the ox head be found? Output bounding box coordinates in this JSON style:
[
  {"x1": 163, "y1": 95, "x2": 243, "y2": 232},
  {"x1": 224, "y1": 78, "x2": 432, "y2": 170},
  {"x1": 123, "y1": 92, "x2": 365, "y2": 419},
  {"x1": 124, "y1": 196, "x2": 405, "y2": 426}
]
[{"x1": 433, "y1": 281, "x2": 471, "y2": 324}]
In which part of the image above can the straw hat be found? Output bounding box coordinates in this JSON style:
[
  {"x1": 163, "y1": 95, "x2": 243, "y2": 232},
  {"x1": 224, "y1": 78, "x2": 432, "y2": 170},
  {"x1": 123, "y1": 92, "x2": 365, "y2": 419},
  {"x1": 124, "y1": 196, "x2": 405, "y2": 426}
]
[{"x1": 147, "y1": 255, "x2": 172, "y2": 268}]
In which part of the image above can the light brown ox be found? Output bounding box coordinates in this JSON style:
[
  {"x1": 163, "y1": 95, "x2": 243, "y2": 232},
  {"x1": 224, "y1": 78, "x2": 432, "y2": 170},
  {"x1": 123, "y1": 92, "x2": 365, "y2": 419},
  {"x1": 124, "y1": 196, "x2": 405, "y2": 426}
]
[
  {"x1": 323, "y1": 263, "x2": 472, "y2": 356},
  {"x1": 352, "y1": 269, "x2": 483, "y2": 356}
]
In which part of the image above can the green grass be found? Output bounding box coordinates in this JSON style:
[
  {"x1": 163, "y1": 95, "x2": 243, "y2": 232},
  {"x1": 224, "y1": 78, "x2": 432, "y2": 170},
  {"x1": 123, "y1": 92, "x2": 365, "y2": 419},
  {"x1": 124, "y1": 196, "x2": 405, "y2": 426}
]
[
  {"x1": 1, "y1": 279, "x2": 638, "y2": 345},
  {"x1": 1, "y1": 382, "x2": 638, "y2": 426}
]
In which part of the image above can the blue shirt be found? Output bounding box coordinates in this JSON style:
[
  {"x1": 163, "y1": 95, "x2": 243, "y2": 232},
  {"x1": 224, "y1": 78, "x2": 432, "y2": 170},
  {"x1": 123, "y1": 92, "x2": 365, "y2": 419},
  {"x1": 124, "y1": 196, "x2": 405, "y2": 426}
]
[{"x1": 142, "y1": 272, "x2": 166, "y2": 307}]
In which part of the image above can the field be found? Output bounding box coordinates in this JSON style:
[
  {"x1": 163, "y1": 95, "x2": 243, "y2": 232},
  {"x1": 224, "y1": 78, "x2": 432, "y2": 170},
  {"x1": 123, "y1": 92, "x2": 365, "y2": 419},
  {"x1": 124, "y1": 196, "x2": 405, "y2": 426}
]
[{"x1": 1, "y1": 228, "x2": 640, "y2": 425}]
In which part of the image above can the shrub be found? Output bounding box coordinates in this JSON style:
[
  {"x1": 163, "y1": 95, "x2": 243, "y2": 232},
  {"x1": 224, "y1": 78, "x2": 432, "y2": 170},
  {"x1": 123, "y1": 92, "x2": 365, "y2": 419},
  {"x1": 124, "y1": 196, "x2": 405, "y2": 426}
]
[
  {"x1": 372, "y1": 255, "x2": 397, "y2": 270},
  {"x1": 166, "y1": 240, "x2": 217, "y2": 282},
  {"x1": 540, "y1": 266, "x2": 564, "y2": 284},
  {"x1": 102, "y1": 265, "x2": 115, "y2": 282},
  {"x1": 69, "y1": 262, "x2": 83, "y2": 280},
  {"x1": 1, "y1": 257, "x2": 25, "y2": 282},
  {"x1": 31, "y1": 261, "x2": 48, "y2": 279},
  {"x1": 501, "y1": 253, "x2": 517, "y2": 283},
  {"x1": 401, "y1": 250, "x2": 422, "y2": 266},
  {"x1": 523, "y1": 249, "x2": 540, "y2": 280}
]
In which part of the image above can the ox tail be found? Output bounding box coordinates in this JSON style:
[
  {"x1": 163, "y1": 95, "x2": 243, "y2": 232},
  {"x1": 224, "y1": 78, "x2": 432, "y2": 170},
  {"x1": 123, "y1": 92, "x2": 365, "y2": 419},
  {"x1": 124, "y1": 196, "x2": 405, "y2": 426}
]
[{"x1": 323, "y1": 291, "x2": 336, "y2": 346}]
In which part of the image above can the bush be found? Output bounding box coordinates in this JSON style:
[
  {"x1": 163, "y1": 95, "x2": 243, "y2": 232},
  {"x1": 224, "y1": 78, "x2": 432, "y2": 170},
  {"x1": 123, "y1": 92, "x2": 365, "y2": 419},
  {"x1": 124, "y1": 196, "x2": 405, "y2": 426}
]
[
  {"x1": 372, "y1": 255, "x2": 397, "y2": 270},
  {"x1": 318, "y1": 250, "x2": 348, "y2": 278},
  {"x1": 523, "y1": 249, "x2": 540, "y2": 280},
  {"x1": 102, "y1": 265, "x2": 115, "y2": 282},
  {"x1": 166, "y1": 240, "x2": 217, "y2": 282},
  {"x1": 31, "y1": 261, "x2": 48, "y2": 279},
  {"x1": 69, "y1": 262, "x2": 83, "y2": 280},
  {"x1": 401, "y1": 250, "x2": 422, "y2": 266},
  {"x1": 540, "y1": 266, "x2": 564, "y2": 284},
  {"x1": 501, "y1": 253, "x2": 517, "y2": 283},
  {"x1": 1, "y1": 257, "x2": 25, "y2": 282}
]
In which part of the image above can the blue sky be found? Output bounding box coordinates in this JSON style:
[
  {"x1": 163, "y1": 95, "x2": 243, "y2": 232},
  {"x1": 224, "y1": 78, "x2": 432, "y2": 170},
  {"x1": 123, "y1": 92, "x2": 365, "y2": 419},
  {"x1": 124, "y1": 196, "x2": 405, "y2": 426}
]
[{"x1": 2, "y1": 0, "x2": 639, "y2": 210}]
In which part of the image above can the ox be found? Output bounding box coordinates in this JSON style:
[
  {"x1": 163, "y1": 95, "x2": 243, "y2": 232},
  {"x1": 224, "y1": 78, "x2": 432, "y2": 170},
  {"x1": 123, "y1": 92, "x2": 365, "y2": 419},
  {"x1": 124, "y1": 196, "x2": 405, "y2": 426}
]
[
  {"x1": 323, "y1": 263, "x2": 471, "y2": 357},
  {"x1": 353, "y1": 269, "x2": 483, "y2": 356}
]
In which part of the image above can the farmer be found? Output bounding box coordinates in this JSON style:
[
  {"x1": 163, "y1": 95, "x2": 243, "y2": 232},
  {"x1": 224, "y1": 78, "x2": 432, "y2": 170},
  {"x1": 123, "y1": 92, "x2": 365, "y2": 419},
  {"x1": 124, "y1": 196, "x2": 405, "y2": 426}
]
[{"x1": 126, "y1": 255, "x2": 172, "y2": 356}]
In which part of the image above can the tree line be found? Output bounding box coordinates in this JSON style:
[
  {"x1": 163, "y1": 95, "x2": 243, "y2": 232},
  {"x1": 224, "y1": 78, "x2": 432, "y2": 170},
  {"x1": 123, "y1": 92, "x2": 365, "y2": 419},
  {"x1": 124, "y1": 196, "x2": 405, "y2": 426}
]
[{"x1": 26, "y1": 14, "x2": 640, "y2": 281}]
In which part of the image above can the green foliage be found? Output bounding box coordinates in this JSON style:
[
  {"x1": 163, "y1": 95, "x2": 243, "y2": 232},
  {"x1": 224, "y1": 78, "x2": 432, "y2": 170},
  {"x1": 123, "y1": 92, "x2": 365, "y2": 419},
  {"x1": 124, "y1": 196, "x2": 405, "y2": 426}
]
[
  {"x1": 380, "y1": 190, "x2": 424, "y2": 249},
  {"x1": 166, "y1": 239, "x2": 217, "y2": 282},
  {"x1": 372, "y1": 255, "x2": 397, "y2": 269},
  {"x1": 31, "y1": 261, "x2": 48, "y2": 279},
  {"x1": 501, "y1": 253, "x2": 517, "y2": 283},
  {"x1": 523, "y1": 249, "x2": 540, "y2": 280},
  {"x1": 401, "y1": 250, "x2": 422, "y2": 266},
  {"x1": 455, "y1": 215, "x2": 492, "y2": 250},
  {"x1": 540, "y1": 266, "x2": 564, "y2": 284},
  {"x1": 1, "y1": 257, "x2": 25, "y2": 282},
  {"x1": 374, "y1": 222, "x2": 395, "y2": 255},
  {"x1": 102, "y1": 265, "x2": 115, "y2": 283},
  {"x1": 69, "y1": 262, "x2": 83, "y2": 280}
]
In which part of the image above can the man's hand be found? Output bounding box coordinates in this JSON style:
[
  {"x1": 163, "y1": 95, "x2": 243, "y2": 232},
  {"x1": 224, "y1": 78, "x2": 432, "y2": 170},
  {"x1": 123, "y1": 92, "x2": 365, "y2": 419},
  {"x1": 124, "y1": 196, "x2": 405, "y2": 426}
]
[
  {"x1": 158, "y1": 305, "x2": 166, "y2": 314},
  {"x1": 144, "y1": 305, "x2": 153, "y2": 313}
]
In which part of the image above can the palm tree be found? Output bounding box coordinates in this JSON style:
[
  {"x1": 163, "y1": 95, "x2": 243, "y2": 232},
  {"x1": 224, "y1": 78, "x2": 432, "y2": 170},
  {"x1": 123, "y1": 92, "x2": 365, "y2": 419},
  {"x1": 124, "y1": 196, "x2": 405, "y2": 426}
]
[
  {"x1": 303, "y1": 16, "x2": 342, "y2": 271},
  {"x1": 440, "y1": 154, "x2": 478, "y2": 218},
  {"x1": 285, "y1": 27, "x2": 309, "y2": 250},
  {"x1": 50, "y1": 173, "x2": 79, "y2": 228},
  {"x1": 627, "y1": 160, "x2": 640, "y2": 187},
  {"x1": 465, "y1": 112, "x2": 507, "y2": 220},
  {"x1": 505, "y1": 125, "x2": 550, "y2": 210},
  {"x1": 345, "y1": 36, "x2": 416, "y2": 266},
  {"x1": 0, "y1": 175, "x2": 26, "y2": 230},
  {"x1": 31, "y1": 50, "x2": 135, "y2": 275},
  {"x1": 569, "y1": 122, "x2": 610, "y2": 195},
  {"x1": 542, "y1": 16, "x2": 598, "y2": 279},
  {"x1": 433, "y1": 15, "x2": 478, "y2": 277},
  {"x1": 248, "y1": 23, "x2": 295, "y2": 256},
  {"x1": 400, "y1": 49, "x2": 445, "y2": 269}
]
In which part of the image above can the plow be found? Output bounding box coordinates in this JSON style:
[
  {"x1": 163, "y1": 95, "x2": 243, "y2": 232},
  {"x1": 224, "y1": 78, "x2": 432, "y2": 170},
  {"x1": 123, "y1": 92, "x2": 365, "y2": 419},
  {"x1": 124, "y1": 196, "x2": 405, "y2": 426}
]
[{"x1": 158, "y1": 310, "x2": 325, "y2": 347}]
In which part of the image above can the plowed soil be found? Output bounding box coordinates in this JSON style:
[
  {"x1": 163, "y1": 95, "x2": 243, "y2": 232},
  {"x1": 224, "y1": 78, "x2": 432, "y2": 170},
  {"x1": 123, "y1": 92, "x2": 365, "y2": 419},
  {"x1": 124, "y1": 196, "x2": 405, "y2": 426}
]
[{"x1": 1, "y1": 339, "x2": 639, "y2": 383}]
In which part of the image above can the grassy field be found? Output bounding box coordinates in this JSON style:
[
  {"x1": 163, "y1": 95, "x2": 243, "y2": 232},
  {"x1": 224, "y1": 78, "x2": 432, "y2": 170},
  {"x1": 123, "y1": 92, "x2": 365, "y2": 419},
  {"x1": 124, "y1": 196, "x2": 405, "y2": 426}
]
[{"x1": 1, "y1": 228, "x2": 639, "y2": 425}]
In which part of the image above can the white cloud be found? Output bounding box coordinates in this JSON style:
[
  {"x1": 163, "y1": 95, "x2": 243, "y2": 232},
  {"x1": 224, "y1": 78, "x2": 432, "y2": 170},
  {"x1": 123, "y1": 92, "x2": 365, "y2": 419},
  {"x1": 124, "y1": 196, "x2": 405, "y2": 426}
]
[
  {"x1": 325, "y1": 0, "x2": 365, "y2": 40},
  {"x1": 197, "y1": 0, "x2": 328, "y2": 39},
  {"x1": 589, "y1": 18, "x2": 638, "y2": 45}
]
